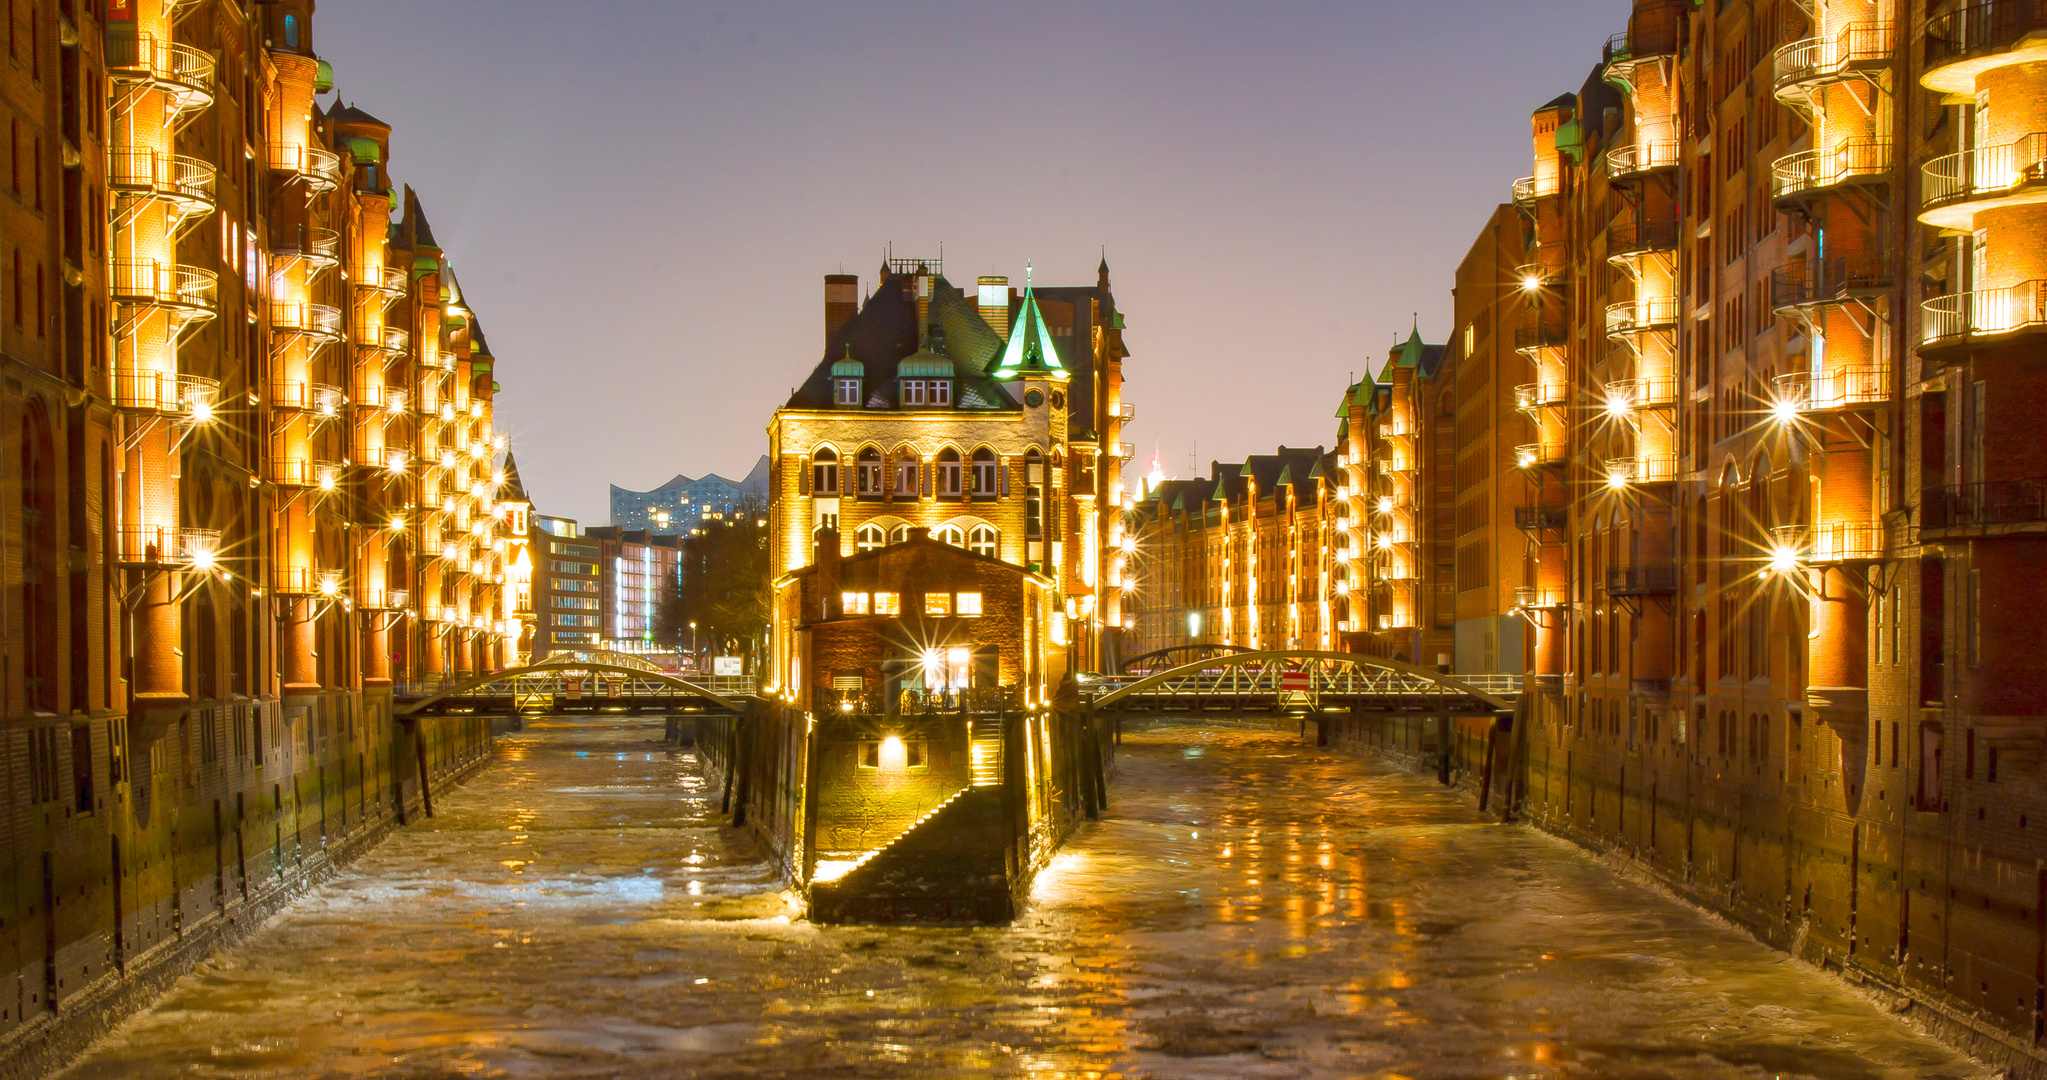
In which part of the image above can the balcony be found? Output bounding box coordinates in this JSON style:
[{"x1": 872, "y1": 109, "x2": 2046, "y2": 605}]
[
  {"x1": 270, "y1": 565, "x2": 335, "y2": 597},
  {"x1": 1514, "y1": 325, "x2": 1569, "y2": 356},
  {"x1": 1920, "y1": 133, "x2": 2047, "y2": 231},
  {"x1": 1376, "y1": 611, "x2": 1415, "y2": 632},
  {"x1": 1922, "y1": 280, "x2": 2047, "y2": 355},
  {"x1": 107, "y1": 149, "x2": 215, "y2": 220},
  {"x1": 1379, "y1": 416, "x2": 1415, "y2": 438},
  {"x1": 1512, "y1": 174, "x2": 1561, "y2": 207},
  {"x1": 1606, "y1": 454, "x2": 1678, "y2": 487},
  {"x1": 111, "y1": 259, "x2": 216, "y2": 319},
  {"x1": 1374, "y1": 456, "x2": 1415, "y2": 475},
  {"x1": 418, "y1": 349, "x2": 453, "y2": 372},
  {"x1": 1117, "y1": 442, "x2": 1136, "y2": 462},
  {"x1": 355, "y1": 262, "x2": 408, "y2": 301},
  {"x1": 268, "y1": 380, "x2": 346, "y2": 418},
  {"x1": 356, "y1": 585, "x2": 410, "y2": 612},
  {"x1": 372, "y1": 446, "x2": 411, "y2": 475},
  {"x1": 1604, "y1": 375, "x2": 1677, "y2": 411},
  {"x1": 272, "y1": 227, "x2": 341, "y2": 271},
  {"x1": 116, "y1": 525, "x2": 220, "y2": 568},
  {"x1": 1607, "y1": 564, "x2": 1676, "y2": 597},
  {"x1": 1773, "y1": 367, "x2": 1888, "y2": 412},
  {"x1": 1515, "y1": 442, "x2": 1567, "y2": 470},
  {"x1": 1606, "y1": 215, "x2": 1680, "y2": 264},
  {"x1": 1922, "y1": 477, "x2": 2047, "y2": 536},
  {"x1": 356, "y1": 324, "x2": 409, "y2": 355},
  {"x1": 1118, "y1": 401, "x2": 1136, "y2": 423},
  {"x1": 1772, "y1": 139, "x2": 1892, "y2": 202},
  {"x1": 269, "y1": 143, "x2": 343, "y2": 194},
  {"x1": 1515, "y1": 505, "x2": 1567, "y2": 532},
  {"x1": 271, "y1": 458, "x2": 344, "y2": 491},
  {"x1": 1923, "y1": 0, "x2": 2047, "y2": 97},
  {"x1": 1515, "y1": 381, "x2": 1568, "y2": 412},
  {"x1": 1770, "y1": 254, "x2": 1893, "y2": 314},
  {"x1": 1514, "y1": 258, "x2": 1566, "y2": 287},
  {"x1": 1773, "y1": 521, "x2": 1885, "y2": 565},
  {"x1": 1605, "y1": 139, "x2": 1681, "y2": 182},
  {"x1": 1605, "y1": 296, "x2": 1679, "y2": 337},
  {"x1": 1773, "y1": 23, "x2": 1894, "y2": 112},
  {"x1": 106, "y1": 33, "x2": 215, "y2": 117},
  {"x1": 270, "y1": 300, "x2": 343, "y2": 343},
  {"x1": 1513, "y1": 585, "x2": 1568, "y2": 610},
  {"x1": 113, "y1": 370, "x2": 218, "y2": 418}
]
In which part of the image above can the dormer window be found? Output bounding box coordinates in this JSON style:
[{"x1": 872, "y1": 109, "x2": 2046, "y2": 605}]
[
  {"x1": 901, "y1": 379, "x2": 951, "y2": 407},
  {"x1": 834, "y1": 377, "x2": 861, "y2": 405}
]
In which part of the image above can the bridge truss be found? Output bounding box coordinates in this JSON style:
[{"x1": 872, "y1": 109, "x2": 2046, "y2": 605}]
[
  {"x1": 1084, "y1": 650, "x2": 1518, "y2": 715},
  {"x1": 394, "y1": 651, "x2": 754, "y2": 717}
]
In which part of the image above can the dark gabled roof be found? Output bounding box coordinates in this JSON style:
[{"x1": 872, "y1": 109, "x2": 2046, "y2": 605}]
[
  {"x1": 402, "y1": 186, "x2": 439, "y2": 251},
  {"x1": 469, "y1": 316, "x2": 492, "y2": 356},
  {"x1": 1537, "y1": 91, "x2": 1576, "y2": 113},
  {"x1": 784, "y1": 530, "x2": 1048, "y2": 595},
  {"x1": 783, "y1": 273, "x2": 1016, "y2": 412},
  {"x1": 327, "y1": 102, "x2": 389, "y2": 128},
  {"x1": 499, "y1": 451, "x2": 530, "y2": 502},
  {"x1": 1380, "y1": 324, "x2": 1445, "y2": 382},
  {"x1": 1241, "y1": 446, "x2": 1325, "y2": 499}
]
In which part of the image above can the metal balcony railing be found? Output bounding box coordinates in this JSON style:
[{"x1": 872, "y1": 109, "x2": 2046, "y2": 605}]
[
  {"x1": 1606, "y1": 375, "x2": 1677, "y2": 410},
  {"x1": 1774, "y1": 367, "x2": 1888, "y2": 411},
  {"x1": 1772, "y1": 522, "x2": 1886, "y2": 564},
  {"x1": 373, "y1": 446, "x2": 411, "y2": 474},
  {"x1": 1515, "y1": 325, "x2": 1569, "y2": 354},
  {"x1": 1605, "y1": 296, "x2": 1679, "y2": 335},
  {"x1": 272, "y1": 226, "x2": 341, "y2": 269},
  {"x1": 1513, "y1": 585, "x2": 1568, "y2": 609},
  {"x1": 355, "y1": 323, "x2": 409, "y2": 353},
  {"x1": 1514, "y1": 505, "x2": 1567, "y2": 531},
  {"x1": 1606, "y1": 139, "x2": 1681, "y2": 181},
  {"x1": 1608, "y1": 454, "x2": 1679, "y2": 485},
  {"x1": 1117, "y1": 442, "x2": 1136, "y2": 461},
  {"x1": 1515, "y1": 381, "x2": 1568, "y2": 412},
  {"x1": 1769, "y1": 254, "x2": 1893, "y2": 311},
  {"x1": 269, "y1": 300, "x2": 342, "y2": 341},
  {"x1": 1375, "y1": 455, "x2": 1415, "y2": 474},
  {"x1": 106, "y1": 33, "x2": 215, "y2": 112},
  {"x1": 1515, "y1": 258, "x2": 1566, "y2": 286},
  {"x1": 1925, "y1": 1, "x2": 2047, "y2": 85},
  {"x1": 356, "y1": 263, "x2": 408, "y2": 297},
  {"x1": 268, "y1": 380, "x2": 344, "y2": 417},
  {"x1": 1606, "y1": 214, "x2": 1679, "y2": 259},
  {"x1": 1922, "y1": 478, "x2": 2047, "y2": 533},
  {"x1": 356, "y1": 585, "x2": 410, "y2": 611},
  {"x1": 1512, "y1": 174, "x2": 1560, "y2": 206},
  {"x1": 1773, "y1": 138, "x2": 1892, "y2": 200},
  {"x1": 269, "y1": 458, "x2": 343, "y2": 490},
  {"x1": 269, "y1": 143, "x2": 343, "y2": 192},
  {"x1": 1376, "y1": 611, "x2": 1415, "y2": 631},
  {"x1": 418, "y1": 349, "x2": 453, "y2": 372},
  {"x1": 110, "y1": 259, "x2": 216, "y2": 313},
  {"x1": 1607, "y1": 564, "x2": 1677, "y2": 596},
  {"x1": 270, "y1": 565, "x2": 325, "y2": 596},
  {"x1": 107, "y1": 148, "x2": 215, "y2": 212},
  {"x1": 1515, "y1": 442, "x2": 1567, "y2": 469},
  {"x1": 1922, "y1": 133, "x2": 2047, "y2": 222},
  {"x1": 1379, "y1": 416, "x2": 1414, "y2": 437},
  {"x1": 1773, "y1": 22, "x2": 1893, "y2": 106},
  {"x1": 1922, "y1": 280, "x2": 2047, "y2": 345},
  {"x1": 113, "y1": 370, "x2": 218, "y2": 418},
  {"x1": 116, "y1": 525, "x2": 220, "y2": 568},
  {"x1": 1118, "y1": 402, "x2": 1136, "y2": 422}
]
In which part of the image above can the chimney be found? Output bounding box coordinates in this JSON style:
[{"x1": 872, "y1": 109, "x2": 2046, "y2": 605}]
[
  {"x1": 977, "y1": 276, "x2": 1010, "y2": 338},
  {"x1": 824, "y1": 274, "x2": 858, "y2": 351},
  {"x1": 815, "y1": 528, "x2": 842, "y2": 621}
]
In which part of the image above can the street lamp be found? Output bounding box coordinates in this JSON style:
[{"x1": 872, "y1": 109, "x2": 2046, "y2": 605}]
[{"x1": 689, "y1": 620, "x2": 698, "y2": 667}]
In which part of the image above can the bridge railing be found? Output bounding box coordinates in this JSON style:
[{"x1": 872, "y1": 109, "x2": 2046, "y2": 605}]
[{"x1": 1081, "y1": 663, "x2": 1520, "y2": 705}]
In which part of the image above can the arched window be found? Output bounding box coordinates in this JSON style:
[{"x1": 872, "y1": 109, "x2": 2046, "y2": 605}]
[
  {"x1": 892, "y1": 448, "x2": 920, "y2": 499},
  {"x1": 971, "y1": 448, "x2": 997, "y2": 498},
  {"x1": 811, "y1": 447, "x2": 838, "y2": 495},
  {"x1": 968, "y1": 525, "x2": 998, "y2": 559},
  {"x1": 935, "y1": 524, "x2": 965, "y2": 547},
  {"x1": 855, "y1": 524, "x2": 885, "y2": 552},
  {"x1": 888, "y1": 524, "x2": 909, "y2": 545},
  {"x1": 936, "y1": 447, "x2": 962, "y2": 498},
  {"x1": 1024, "y1": 448, "x2": 1044, "y2": 541},
  {"x1": 284, "y1": 14, "x2": 300, "y2": 47},
  {"x1": 856, "y1": 447, "x2": 882, "y2": 496}
]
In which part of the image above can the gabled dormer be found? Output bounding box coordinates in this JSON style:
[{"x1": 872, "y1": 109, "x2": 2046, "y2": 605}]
[{"x1": 831, "y1": 345, "x2": 863, "y2": 407}]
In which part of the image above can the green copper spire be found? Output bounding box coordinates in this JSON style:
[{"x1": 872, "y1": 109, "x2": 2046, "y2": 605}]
[{"x1": 992, "y1": 262, "x2": 1068, "y2": 381}]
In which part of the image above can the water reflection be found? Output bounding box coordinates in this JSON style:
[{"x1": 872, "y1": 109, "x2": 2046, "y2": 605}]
[{"x1": 63, "y1": 719, "x2": 1989, "y2": 1079}]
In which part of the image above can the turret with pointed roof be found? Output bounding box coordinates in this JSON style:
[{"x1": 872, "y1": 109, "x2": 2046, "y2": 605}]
[{"x1": 992, "y1": 267, "x2": 1068, "y2": 382}]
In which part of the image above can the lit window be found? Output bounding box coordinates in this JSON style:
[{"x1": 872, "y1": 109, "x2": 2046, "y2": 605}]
[
  {"x1": 956, "y1": 592, "x2": 982, "y2": 616},
  {"x1": 811, "y1": 447, "x2": 839, "y2": 494},
  {"x1": 856, "y1": 448, "x2": 882, "y2": 495},
  {"x1": 893, "y1": 455, "x2": 919, "y2": 497},
  {"x1": 971, "y1": 448, "x2": 997, "y2": 496},
  {"x1": 841, "y1": 592, "x2": 869, "y2": 615},
  {"x1": 874, "y1": 592, "x2": 900, "y2": 615},
  {"x1": 968, "y1": 525, "x2": 998, "y2": 558},
  {"x1": 936, "y1": 524, "x2": 965, "y2": 547},
  {"x1": 834, "y1": 378, "x2": 861, "y2": 405},
  {"x1": 930, "y1": 380, "x2": 951, "y2": 406},
  {"x1": 889, "y1": 525, "x2": 909, "y2": 545},
  {"x1": 936, "y1": 448, "x2": 962, "y2": 497},
  {"x1": 901, "y1": 379, "x2": 926, "y2": 406},
  {"x1": 855, "y1": 524, "x2": 885, "y2": 551},
  {"x1": 924, "y1": 592, "x2": 952, "y2": 616}
]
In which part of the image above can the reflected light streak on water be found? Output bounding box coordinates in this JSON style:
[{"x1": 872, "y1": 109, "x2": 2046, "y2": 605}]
[{"x1": 61, "y1": 718, "x2": 1994, "y2": 1080}]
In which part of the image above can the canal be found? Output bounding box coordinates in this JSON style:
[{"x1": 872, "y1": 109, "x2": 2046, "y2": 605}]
[{"x1": 63, "y1": 715, "x2": 1990, "y2": 1078}]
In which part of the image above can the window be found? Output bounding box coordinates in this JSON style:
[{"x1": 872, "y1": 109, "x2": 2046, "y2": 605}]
[
  {"x1": 924, "y1": 592, "x2": 952, "y2": 616},
  {"x1": 284, "y1": 14, "x2": 300, "y2": 47},
  {"x1": 902, "y1": 379, "x2": 925, "y2": 406},
  {"x1": 842, "y1": 591, "x2": 869, "y2": 615},
  {"x1": 971, "y1": 448, "x2": 997, "y2": 497},
  {"x1": 834, "y1": 378, "x2": 861, "y2": 405},
  {"x1": 860, "y1": 739, "x2": 928, "y2": 769},
  {"x1": 935, "y1": 524, "x2": 965, "y2": 547},
  {"x1": 855, "y1": 524, "x2": 885, "y2": 551},
  {"x1": 552, "y1": 596, "x2": 599, "y2": 610},
  {"x1": 936, "y1": 447, "x2": 962, "y2": 497},
  {"x1": 968, "y1": 525, "x2": 998, "y2": 558},
  {"x1": 812, "y1": 447, "x2": 839, "y2": 495},
  {"x1": 956, "y1": 592, "x2": 983, "y2": 616},
  {"x1": 893, "y1": 454, "x2": 919, "y2": 498},
  {"x1": 930, "y1": 380, "x2": 951, "y2": 405},
  {"x1": 889, "y1": 525, "x2": 910, "y2": 545},
  {"x1": 857, "y1": 447, "x2": 882, "y2": 495},
  {"x1": 874, "y1": 591, "x2": 900, "y2": 615}
]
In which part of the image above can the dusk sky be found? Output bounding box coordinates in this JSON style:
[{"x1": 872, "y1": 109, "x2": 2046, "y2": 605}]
[{"x1": 317, "y1": 1, "x2": 1628, "y2": 526}]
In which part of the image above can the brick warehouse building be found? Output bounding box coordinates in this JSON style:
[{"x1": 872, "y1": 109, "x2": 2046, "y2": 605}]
[
  {"x1": 0, "y1": 0, "x2": 512, "y2": 1045},
  {"x1": 767, "y1": 256, "x2": 1132, "y2": 682},
  {"x1": 1130, "y1": 0, "x2": 2047, "y2": 1064}
]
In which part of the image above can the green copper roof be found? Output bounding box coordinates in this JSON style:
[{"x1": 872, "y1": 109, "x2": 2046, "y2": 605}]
[
  {"x1": 992, "y1": 269, "x2": 1067, "y2": 381},
  {"x1": 346, "y1": 137, "x2": 380, "y2": 164},
  {"x1": 314, "y1": 60, "x2": 334, "y2": 93},
  {"x1": 831, "y1": 360, "x2": 864, "y2": 377},
  {"x1": 898, "y1": 354, "x2": 955, "y2": 378}
]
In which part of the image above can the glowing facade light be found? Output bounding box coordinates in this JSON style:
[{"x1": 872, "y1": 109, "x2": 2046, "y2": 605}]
[
  {"x1": 1604, "y1": 391, "x2": 1634, "y2": 419},
  {"x1": 1769, "y1": 544, "x2": 1803, "y2": 575},
  {"x1": 1375, "y1": 496, "x2": 1396, "y2": 515},
  {"x1": 1771, "y1": 397, "x2": 1801, "y2": 424},
  {"x1": 1521, "y1": 274, "x2": 1543, "y2": 292},
  {"x1": 388, "y1": 514, "x2": 406, "y2": 532},
  {"x1": 1606, "y1": 468, "x2": 1630, "y2": 490}
]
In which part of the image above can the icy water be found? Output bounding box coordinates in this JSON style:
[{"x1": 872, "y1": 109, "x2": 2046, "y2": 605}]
[{"x1": 64, "y1": 715, "x2": 1991, "y2": 1079}]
